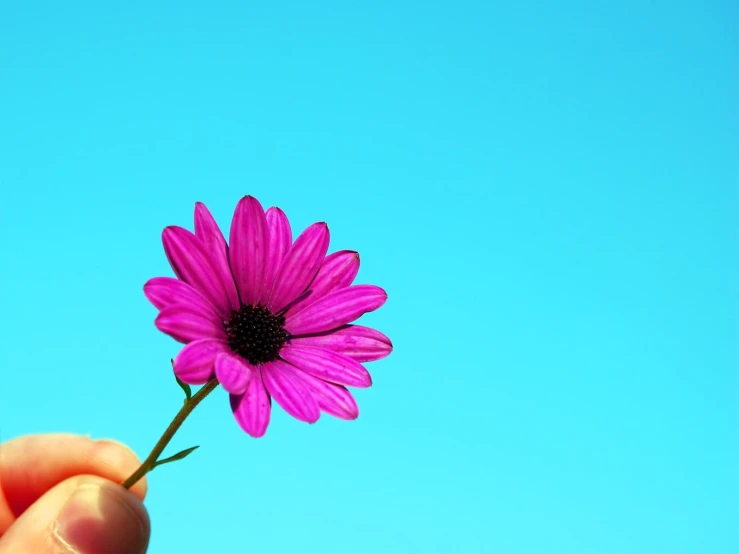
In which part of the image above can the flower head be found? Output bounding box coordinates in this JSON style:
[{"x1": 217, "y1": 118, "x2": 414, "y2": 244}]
[{"x1": 144, "y1": 196, "x2": 392, "y2": 437}]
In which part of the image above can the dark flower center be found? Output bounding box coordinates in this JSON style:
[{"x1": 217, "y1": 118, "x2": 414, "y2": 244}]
[{"x1": 224, "y1": 304, "x2": 289, "y2": 365}]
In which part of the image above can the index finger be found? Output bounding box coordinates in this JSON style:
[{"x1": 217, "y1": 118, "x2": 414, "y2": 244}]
[{"x1": 0, "y1": 433, "x2": 147, "y2": 535}]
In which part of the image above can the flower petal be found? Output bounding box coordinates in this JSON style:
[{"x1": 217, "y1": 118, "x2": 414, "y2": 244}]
[
  {"x1": 215, "y1": 352, "x2": 253, "y2": 395},
  {"x1": 229, "y1": 195, "x2": 268, "y2": 306},
  {"x1": 285, "y1": 250, "x2": 360, "y2": 318},
  {"x1": 162, "y1": 226, "x2": 232, "y2": 318},
  {"x1": 155, "y1": 305, "x2": 227, "y2": 343},
  {"x1": 289, "y1": 369, "x2": 359, "y2": 420},
  {"x1": 262, "y1": 207, "x2": 292, "y2": 303},
  {"x1": 173, "y1": 339, "x2": 230, "y2": 384},
  {"x1": 285, "y1": 285, "x2": 387, "y2": 335},
  {"x1": 289, "y1": 325, "x2": 393, "y2": 362},
  {"x1": 230, "y1": 368, "x2": 271, "y2": 438},
  {"x1": 280, "y1": 345, "x2": 372, "y2": 388},
  {"x1": 143, "y1": 277, "x2": 221, "y2": 317},
  {"x1": 268, "y1": 222, "x2": 330, "y2": 314},
  {"x1": 262, "y1": 360, "x2": 320, "y2": 423},
  {"x1": 194, "y1": 202, "x2": 240, "y2": 312}
]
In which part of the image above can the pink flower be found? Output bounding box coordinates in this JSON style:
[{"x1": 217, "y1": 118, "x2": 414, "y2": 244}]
[{"x1": 144, "y1": 196, "x2": 392, "y2": 437}]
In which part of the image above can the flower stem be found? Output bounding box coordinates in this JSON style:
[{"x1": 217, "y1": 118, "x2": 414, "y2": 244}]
[{"x1": 121, "y1": 379, "x2": 219, "y2": 489}]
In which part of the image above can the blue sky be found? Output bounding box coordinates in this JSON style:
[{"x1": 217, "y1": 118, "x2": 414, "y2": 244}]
[{"x1": 1, "y1": 1, "x2": 737, "y2": 553}]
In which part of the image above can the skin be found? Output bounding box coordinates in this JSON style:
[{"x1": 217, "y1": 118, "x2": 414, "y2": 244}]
[{"x1": 0, "y1": 434, "x2": 150, "y2": 553}]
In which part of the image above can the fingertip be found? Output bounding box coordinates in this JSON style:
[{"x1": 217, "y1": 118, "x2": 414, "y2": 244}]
[
  {"x1": 0, "y1": 475, "x2": 150, "y2": 554},
  {"x1": 53, "y1": 481, "x2": 150, "y2": 554},
  {"x1": 0, "y1": 434, "x2": 148, "y2": 529},
  {"x1": 91, "y1": 440, "x2": 148, "y2": 499}
]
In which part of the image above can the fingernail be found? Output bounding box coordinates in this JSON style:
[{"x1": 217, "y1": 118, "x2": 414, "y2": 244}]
[{"x1": 54, "y1": 484, "x2": 148, "y2": 554}]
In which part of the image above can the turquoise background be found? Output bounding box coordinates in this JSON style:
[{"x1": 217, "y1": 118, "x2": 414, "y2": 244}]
[{"x1": 1, "y1": 1, "x2": 737, "y2": 553}]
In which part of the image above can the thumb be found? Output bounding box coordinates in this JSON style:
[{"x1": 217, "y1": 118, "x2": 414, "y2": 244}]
[{"x1": 0, "y1": 475, "x2": 150, "y2": 554}]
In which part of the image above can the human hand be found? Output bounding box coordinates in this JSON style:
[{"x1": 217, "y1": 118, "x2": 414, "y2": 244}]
[{"x1": 0, "y1": 434, "x2": 150, "y2": 553}]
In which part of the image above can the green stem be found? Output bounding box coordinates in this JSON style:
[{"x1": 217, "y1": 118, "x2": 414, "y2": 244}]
[{"x1": 121, "y1": 379, "x2": 219, "y2": 489}]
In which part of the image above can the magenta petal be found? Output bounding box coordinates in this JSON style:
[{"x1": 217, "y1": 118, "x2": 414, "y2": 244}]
[
  {"x1": 230, "y1": 367, "x2": 271, "y2": 437},
  {"x1": 285, "y1": 285, "x2": 387, "y2": 335},
  {"x1": 262, "y1": 207, "x2": 292, "y2": 303},
  {"x1": 262, "y1": 360, "x2": 320, "y2": 423},
  {"x1": 229, "y1": 196, "x2": 269, "y2": 306},
  {"x1": 155, "y1": 306, "x2": 227, "y2": 343},
  {"x1": 143, "y1": 277, "x2": 221, "y2": 317},
  {"x1": 194, "y1": 202, "x2": 240, "y2": 312},
  {"x1": 290, "y1": 370, "x2": 359, "y2": 420},
  {"x1": 268, "y1": 222, "x2": 330, "y2": 314},
  {"x1": 215, "y1": 352, "x2": 253, "y2": 395},
  {"x1": 162, "y1": 226, "x2": 232, "y2": 318},
  {"x1": 280, "y1": 345, "x2": 372, "y2": 388},
  {"x1": 285, "y1": 250, "x2": 360, "y2": 318},
  {"x1": 289, "y1": 325, "x2": 393, "y2": 362},
  {"x1": 173, "y1": 339, "x2": 230, "y2": 384}
]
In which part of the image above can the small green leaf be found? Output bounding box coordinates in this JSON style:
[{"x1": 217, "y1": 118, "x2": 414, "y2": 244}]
[
  {"x1": 152, "y1": 445, "x2": 200, "y2": 468},
  {"x1": 172, "y1": 359, "x2": 192, "y2": 402}
]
